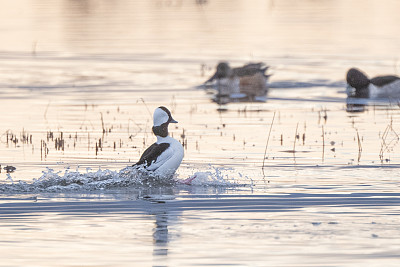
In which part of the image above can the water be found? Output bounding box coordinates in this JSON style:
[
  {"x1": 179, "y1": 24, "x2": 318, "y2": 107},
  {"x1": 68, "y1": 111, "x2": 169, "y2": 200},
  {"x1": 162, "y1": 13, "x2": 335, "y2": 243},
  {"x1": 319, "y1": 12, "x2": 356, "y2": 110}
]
[{"x1": 1, "y1": 0, "x2": 400, "y2": 266}]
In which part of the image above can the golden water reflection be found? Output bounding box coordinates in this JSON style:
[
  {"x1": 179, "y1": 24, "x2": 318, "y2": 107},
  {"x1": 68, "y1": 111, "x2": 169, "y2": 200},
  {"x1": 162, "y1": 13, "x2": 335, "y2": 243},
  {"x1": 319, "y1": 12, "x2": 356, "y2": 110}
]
[
  {"x1": 0, "y1": 0, "x2": 400, "y2": 266},
  {"x1": 0, "y1": 0, "x2": 399, "y2": 58}
]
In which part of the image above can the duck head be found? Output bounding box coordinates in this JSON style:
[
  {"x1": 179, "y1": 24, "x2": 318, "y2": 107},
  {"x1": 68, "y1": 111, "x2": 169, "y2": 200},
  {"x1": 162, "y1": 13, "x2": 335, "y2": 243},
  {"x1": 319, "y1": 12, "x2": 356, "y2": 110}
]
[
  {"x1": 204, "y1": 62, "x2": 233, "y2": 83},
  {"x1": 152, "y1": 106, "x2": 178, "y2": 137},
  {"x1": 215, "y1": 62, "x2": 233, "y2": 78},
  {"x1": 346, "y1": 68, "x2": 370, "y2": 98}
]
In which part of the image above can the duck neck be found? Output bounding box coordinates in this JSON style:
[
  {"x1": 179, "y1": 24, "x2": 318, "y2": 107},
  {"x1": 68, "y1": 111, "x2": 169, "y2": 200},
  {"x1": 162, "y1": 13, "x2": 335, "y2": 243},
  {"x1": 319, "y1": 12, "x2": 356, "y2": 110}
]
[
  {"x1": 156, "y1": 135, "x2": 170, "y2": 144},
  {"x1": 355, "y1": 86, "x2": 370, "y2": 98},
  {"x1": 152, "y1": 122, "x2": 169, "y2": 138}
]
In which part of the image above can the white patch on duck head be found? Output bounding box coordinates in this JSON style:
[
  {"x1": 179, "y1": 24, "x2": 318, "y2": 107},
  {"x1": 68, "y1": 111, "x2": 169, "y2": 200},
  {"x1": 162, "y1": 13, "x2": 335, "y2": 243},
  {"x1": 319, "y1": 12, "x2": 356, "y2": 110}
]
[
  {"x1": 153, "y1": 106, "x2": 178, "y2": 127},
  {"x1": 153, "y1": 108, "x2": 169, "y2": 127}
]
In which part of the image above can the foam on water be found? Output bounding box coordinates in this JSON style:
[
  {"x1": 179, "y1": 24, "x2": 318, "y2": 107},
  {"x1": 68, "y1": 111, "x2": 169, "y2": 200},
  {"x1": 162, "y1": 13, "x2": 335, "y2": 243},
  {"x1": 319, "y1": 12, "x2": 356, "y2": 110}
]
[
  {"x1": 189, "y1": 166, "x2": 252, "y2": 187},
  {"x1": 0, "y1": 165, "x2": 249, "y2": 193}
]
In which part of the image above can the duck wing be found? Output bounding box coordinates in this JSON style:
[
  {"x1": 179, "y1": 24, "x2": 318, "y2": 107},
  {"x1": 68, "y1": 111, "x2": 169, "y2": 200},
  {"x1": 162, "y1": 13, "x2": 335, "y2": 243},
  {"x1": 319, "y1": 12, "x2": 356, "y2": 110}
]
[
  {"x1": 233, "y1": 63, "x2": 269, "y2": 77},
  {"x1": 133, "y1": 142, "x2": 170, "y2": 168}
]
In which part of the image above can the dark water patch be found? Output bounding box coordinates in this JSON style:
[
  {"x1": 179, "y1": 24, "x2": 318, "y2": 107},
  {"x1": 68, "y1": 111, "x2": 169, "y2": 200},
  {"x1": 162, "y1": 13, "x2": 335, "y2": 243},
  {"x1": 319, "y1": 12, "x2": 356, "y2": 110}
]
[
  {"x1": 268, "y1": 96, "x2": 344, "y2": 103},
  {"x1": 336, "y1": 164, "x2": 400, "y2": 169},
  {"x1": 280, "y1": 150, "x2": 312, "y2": 153},
  {"x1": 0, "y1": 192, "x2": 399, "y2": 218},
  {"x1": 270, "y1": 80, "x2": 346, "y2": 89}
]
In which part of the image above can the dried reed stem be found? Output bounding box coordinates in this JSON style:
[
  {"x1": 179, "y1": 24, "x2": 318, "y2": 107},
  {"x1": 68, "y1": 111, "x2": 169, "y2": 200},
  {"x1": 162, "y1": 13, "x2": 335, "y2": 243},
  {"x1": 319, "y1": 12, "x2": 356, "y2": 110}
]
[
  {"x1": 262, "y1": 111, "x2": 276, "y2": 177},
  {"x1": 356, "y1": 129, "x2": 362, "y2": 162},
  {"x1": 379, "y1": 119, "x2": 399, "y2": 162},
  {"x1": 293, "y1": 122, "x2": 299, "y2": 153},
  {"x1": 140, "y1": 98, "x2": 152, "y2": 117},
  {"x1": 322, "y1": 126, "x2": 325, "y2": 162}
]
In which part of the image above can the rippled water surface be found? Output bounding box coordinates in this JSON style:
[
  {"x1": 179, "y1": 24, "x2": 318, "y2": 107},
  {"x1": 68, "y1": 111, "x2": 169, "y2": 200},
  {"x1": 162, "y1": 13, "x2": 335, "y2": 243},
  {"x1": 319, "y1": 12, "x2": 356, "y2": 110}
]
[{"x1": 0, "y1": 0, "x2": 400, "y2": 266}]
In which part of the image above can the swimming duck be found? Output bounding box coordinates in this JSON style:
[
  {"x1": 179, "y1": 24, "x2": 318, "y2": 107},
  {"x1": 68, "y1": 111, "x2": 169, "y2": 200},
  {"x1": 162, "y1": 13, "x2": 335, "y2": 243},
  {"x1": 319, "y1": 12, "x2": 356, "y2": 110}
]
[
  {"x1": 346, "y1": 68, "x2": 400, "y2": 99},
  {"x1": 204, "y1": 62, "x2": 270, "y2": 102},
  {"x1": 132, "y1": 106, "x2": 184, "y2": 178}
]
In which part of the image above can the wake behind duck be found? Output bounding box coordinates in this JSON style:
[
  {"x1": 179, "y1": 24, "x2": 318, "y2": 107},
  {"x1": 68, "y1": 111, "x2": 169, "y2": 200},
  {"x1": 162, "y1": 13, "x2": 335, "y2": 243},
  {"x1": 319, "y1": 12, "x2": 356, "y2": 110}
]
[{"x1": 0, "y1": 165, "x2": 245, "y2": 193}]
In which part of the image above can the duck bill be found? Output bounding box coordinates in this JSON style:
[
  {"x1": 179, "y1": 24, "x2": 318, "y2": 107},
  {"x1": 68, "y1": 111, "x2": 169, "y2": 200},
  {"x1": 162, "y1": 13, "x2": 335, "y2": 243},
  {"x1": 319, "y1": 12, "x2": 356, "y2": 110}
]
[{"x1": 204, "y1": 73, "x2": 217, "y2": 84}]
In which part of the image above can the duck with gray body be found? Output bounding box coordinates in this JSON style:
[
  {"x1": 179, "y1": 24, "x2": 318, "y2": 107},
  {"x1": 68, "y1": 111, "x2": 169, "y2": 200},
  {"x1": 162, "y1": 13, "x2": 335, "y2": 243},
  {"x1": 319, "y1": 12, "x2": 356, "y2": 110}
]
[
  {"x1": 204, "y1": 62, "x2": 270, "y2": 83},
  {"x1": 133, "y1": 106, "x2": 184, "y2": 178},
  {"x1": 346, "y1": 68, "x2": 400, "y2": 99},
  {"x1": 204, "y1": 62, "x2": 270, "y2": 103}
]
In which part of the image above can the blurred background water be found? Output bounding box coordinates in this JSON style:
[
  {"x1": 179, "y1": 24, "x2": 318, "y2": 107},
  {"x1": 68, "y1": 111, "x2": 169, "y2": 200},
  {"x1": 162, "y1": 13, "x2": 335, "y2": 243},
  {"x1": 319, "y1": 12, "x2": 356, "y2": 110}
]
[{"x1": 0, "y1": 0, "x2": 400, "y2": 266}]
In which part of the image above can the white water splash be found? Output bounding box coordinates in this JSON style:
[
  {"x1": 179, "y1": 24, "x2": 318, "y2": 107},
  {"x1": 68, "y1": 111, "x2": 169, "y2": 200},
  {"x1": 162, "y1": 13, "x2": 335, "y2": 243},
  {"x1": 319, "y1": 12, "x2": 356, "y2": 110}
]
[
  {"x1": 189, "y1": 166, "x2": 251, "y2": 187},
  {"x1": 0, "y1": 165, "x2": 249, "y2": 193}
]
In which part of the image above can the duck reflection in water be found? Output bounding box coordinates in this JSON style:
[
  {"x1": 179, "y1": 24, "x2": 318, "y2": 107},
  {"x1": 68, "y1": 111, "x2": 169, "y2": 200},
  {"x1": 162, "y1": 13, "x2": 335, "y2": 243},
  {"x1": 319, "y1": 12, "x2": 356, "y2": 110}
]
[
  {"x1": 138, "y1": 187, "x2": 178, "y2": 263},
  {"x1": 141, "y1": 186, "x2": 229, "y2": 263},
  {"x1": 346, "y1": 67, "x2": 400, "y2": 112},
  {"x1": 152, "y1": 205, "x2": 170, "y2": 257},
  {"x1": 203, "y1": 62, "x2": 271, "y2": 104}
]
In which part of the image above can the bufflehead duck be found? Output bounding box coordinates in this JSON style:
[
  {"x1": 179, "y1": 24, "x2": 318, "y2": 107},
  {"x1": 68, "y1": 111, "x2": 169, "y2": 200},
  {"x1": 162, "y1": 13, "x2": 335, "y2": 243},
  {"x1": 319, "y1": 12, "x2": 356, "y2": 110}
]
[
  {"x1": 346, "y1": 68, "x2": 400, "y2": 99},
  {"x1": 204, "y1": 62, "x2": 270, "y2": 103},
  {"x1": 133, "y1": 106, "x2": 184, "y2": 178}
]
